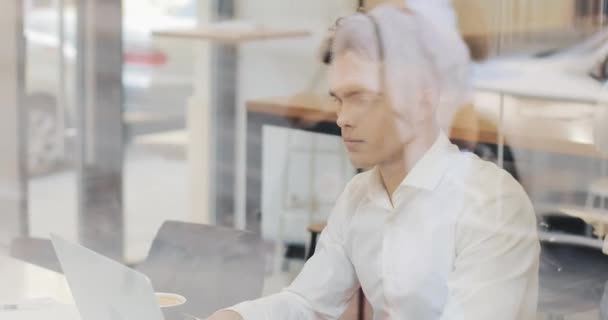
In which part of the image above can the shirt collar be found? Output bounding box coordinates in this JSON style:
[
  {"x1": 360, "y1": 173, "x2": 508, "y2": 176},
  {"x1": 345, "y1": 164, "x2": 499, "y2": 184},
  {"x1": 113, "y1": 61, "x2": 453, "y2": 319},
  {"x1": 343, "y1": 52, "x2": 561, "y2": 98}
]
[
  {"x1": 399, "y1": 131, "x2": 456, "y2": 191},
  {"x1": 367, "y1": 131, "x2": 457, "y2": 205}
]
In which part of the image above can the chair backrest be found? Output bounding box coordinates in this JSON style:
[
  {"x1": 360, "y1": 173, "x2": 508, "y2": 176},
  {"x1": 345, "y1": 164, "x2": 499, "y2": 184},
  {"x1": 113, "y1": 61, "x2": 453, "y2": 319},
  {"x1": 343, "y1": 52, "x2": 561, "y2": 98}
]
[
  {"x1": 10, "y1": 237, "x2": 62, "y2": 273},
  {"x1": 136, "y1": 221, "x2": 266, "y2": 317}
]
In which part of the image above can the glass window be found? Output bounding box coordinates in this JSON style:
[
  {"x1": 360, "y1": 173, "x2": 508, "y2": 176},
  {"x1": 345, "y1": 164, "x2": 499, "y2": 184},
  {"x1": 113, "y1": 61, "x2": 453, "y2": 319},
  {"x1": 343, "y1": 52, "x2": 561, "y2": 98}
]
[{"x1": 4, "y1": 1, "x2": 608, "y2": 319}]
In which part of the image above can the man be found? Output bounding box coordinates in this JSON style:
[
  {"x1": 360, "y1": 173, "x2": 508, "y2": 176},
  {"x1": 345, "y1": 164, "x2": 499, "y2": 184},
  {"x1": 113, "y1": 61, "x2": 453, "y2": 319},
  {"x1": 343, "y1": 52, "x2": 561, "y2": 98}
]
[{"x1": 208, "y1": 4, "x2": 539, "y2": 320}]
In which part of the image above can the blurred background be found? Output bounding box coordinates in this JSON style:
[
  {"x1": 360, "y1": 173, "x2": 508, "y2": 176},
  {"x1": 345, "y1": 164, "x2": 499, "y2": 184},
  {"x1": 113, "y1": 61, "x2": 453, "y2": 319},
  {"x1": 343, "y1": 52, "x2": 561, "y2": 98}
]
[{"x1": 3, "y1": 0, "x2": 608, "y2": 319}]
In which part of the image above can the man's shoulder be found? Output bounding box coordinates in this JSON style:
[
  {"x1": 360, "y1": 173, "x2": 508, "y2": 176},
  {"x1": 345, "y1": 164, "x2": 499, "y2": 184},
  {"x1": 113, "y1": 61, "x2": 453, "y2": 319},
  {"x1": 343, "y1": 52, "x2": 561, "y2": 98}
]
[
  {"x1": 448, "y1": 153, "x2": 539, "y2": 254},
  {"x1": 445, "y1": 151, "x2": 529, "y2": 205}
]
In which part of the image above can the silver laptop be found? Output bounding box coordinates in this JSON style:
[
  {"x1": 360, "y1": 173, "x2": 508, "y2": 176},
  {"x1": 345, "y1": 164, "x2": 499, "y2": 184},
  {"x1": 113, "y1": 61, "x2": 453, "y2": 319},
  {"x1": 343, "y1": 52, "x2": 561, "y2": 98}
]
[{"x1": 51, "y1": 234, "x2": 165, "y2": 320}]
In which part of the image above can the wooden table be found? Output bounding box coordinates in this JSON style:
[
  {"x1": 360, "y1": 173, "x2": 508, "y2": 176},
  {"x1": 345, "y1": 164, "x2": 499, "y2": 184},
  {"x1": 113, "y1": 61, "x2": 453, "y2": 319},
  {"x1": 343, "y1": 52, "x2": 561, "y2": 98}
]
[
  {"x1": 247, "y1": 92, "x2": 602, "y2": 158},
  {"x1": 154, "y1": 27, "x2": 311, "y2": 44},
  {"x1": 154, "y1": 22, "x2": 311, "y2": 230}
]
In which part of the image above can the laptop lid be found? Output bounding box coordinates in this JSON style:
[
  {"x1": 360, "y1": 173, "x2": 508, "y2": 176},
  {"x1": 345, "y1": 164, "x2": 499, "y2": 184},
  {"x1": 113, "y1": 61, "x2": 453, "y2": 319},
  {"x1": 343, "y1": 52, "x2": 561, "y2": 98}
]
[{"x1": 51, "y1": 234, "x2": 164, "y2": 320}]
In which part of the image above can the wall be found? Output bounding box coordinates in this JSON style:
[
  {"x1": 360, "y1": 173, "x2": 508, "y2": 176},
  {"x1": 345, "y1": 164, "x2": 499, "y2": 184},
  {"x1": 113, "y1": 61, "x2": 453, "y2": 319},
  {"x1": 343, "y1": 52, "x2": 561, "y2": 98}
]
[{"x1": 236, "y1": 0, "x2": 357, "y2": 242}]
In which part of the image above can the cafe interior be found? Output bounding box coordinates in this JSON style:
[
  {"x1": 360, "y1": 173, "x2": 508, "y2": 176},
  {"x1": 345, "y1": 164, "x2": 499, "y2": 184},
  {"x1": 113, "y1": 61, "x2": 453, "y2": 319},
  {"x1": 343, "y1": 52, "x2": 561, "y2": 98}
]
[{"x1": 3, "y1": 0, "x2": 608, "y2": 319}]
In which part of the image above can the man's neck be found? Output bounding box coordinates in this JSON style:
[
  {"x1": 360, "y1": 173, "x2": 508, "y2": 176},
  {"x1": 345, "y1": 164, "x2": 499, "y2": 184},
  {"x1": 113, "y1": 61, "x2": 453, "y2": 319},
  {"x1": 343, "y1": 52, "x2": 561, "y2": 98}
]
[{"x1": 378, "y1": 129, "x2": 440, "y2": 203}]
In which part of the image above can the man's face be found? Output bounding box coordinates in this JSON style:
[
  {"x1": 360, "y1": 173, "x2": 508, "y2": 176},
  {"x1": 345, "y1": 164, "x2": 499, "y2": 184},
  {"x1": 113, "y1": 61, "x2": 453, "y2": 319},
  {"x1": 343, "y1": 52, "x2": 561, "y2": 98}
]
[{"x1": 328, "y1": 52, "x2": 414, "y2": 169}]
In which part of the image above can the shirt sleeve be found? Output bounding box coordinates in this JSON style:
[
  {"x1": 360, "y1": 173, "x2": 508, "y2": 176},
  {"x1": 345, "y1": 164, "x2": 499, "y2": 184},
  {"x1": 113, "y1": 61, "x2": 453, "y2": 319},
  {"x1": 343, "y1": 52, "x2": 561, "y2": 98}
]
[
  {"x1": 440, "y1": 190, "x2": 541, "y2": 320},
  {"x1": 224, "y1": 180, "x2": 361, "y2": 320}
]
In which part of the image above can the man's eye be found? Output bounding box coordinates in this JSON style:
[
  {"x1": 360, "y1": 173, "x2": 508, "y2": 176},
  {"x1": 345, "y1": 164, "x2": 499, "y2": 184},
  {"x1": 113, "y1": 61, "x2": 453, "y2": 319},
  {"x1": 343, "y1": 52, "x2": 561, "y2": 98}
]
[
  {"x1": 330, "y1": 96, "x2": 342, "y2": 105},
  {"x1": 352, "y1": 93, "x2": 376, "y2": 105}
]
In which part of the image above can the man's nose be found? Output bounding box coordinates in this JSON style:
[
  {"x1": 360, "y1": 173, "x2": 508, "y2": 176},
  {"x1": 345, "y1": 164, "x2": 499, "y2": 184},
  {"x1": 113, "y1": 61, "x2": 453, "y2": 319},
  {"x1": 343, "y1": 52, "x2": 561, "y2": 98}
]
[{"x1": 336, "y1": 108, "x2": 355, "y2": 129}]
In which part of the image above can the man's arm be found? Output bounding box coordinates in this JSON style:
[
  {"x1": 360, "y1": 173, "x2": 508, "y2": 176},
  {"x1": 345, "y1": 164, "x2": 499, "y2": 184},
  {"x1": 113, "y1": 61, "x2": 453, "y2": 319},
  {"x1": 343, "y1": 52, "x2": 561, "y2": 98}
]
[
  {"x1": 209, "y1": 183, "x2": 361, "y2": 320},
  {"x1": 440, "y1": 192, "x2": 541, "y2": 320}
]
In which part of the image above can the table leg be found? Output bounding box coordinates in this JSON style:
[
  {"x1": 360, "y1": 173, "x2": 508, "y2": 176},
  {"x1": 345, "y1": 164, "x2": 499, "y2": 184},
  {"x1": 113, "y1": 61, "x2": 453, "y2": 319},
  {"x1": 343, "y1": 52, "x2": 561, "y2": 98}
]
[
  {"x1": 235, "y1": 74, "x2": 247, "y2": 230},
  {"x1": 187, "y1": 94, "x2": 214, "y2": 225}
]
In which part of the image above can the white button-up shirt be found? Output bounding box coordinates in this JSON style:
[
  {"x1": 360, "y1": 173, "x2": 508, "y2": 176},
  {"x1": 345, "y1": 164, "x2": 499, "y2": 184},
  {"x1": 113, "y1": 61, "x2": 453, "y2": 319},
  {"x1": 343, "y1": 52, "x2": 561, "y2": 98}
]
[{"x1": 229, "y1": 132, "x2": 540, "y2": 320}]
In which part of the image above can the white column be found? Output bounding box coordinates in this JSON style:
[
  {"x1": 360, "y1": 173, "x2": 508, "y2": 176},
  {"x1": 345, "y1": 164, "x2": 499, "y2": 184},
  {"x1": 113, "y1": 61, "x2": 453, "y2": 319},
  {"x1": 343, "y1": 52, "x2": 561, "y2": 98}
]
[{"x1": 188, "y1": 0, "x2": 215, "y2": 224}]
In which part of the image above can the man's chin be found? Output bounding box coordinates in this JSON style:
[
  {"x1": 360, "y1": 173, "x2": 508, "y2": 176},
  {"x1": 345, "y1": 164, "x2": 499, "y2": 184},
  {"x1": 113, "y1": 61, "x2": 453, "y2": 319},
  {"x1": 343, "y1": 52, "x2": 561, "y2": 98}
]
[{"x1": 348, "y1": 156, "x2": 374, "y2": 171}]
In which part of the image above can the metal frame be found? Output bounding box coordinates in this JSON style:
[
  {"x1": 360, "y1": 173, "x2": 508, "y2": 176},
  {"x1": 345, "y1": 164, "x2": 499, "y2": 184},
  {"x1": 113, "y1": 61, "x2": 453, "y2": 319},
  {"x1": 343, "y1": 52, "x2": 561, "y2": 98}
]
[{"x1": 75, "y1": 0, "x2": 125, "y2": 261}]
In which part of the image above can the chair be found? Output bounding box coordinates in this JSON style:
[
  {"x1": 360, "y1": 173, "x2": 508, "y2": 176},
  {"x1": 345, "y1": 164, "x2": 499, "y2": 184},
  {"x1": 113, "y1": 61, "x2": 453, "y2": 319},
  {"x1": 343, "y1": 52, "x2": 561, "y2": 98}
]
[
  {"x1": 9, "y1": 237, "x2": 62, "y2": 273},
  {"x1": 135, "y1": 221, "x2": 266, "y2": 318}
]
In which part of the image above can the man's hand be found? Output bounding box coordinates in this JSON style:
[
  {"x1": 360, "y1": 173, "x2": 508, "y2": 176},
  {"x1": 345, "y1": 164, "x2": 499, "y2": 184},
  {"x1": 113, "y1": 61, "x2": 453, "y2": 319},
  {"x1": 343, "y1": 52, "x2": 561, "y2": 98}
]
[{"x1": 206, "y1": 310, "x2": 243, "y2": 320}]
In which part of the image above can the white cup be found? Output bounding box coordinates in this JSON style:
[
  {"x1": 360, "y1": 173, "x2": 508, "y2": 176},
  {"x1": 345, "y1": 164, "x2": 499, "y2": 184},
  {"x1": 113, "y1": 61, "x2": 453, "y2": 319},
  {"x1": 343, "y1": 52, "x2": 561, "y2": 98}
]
[{"x1": 155, "y1": 292, "x2": 187, "y2": 308}]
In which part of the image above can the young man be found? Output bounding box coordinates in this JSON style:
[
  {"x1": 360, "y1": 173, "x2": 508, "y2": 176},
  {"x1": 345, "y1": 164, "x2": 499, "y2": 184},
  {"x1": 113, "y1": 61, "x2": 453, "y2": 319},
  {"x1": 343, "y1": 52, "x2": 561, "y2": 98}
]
[{"x1": 208, "y1": 4, "x2": 539, "y2": 320}]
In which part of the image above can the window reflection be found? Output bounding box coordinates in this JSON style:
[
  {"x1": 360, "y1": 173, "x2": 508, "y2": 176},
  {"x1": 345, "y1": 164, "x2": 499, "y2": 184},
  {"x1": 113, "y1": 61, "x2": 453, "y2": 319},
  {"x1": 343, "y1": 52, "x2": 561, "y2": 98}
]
[{"x1": 2, "y1": 1, "x2": 608, "y2": 320}]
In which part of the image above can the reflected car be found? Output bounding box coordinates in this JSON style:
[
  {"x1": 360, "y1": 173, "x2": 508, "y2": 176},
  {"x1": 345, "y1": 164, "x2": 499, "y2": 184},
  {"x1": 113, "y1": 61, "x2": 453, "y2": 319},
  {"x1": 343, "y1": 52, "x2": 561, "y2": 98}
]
[{"x1": 25, "y1": 0, "x2": 197, "y2": 174}]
